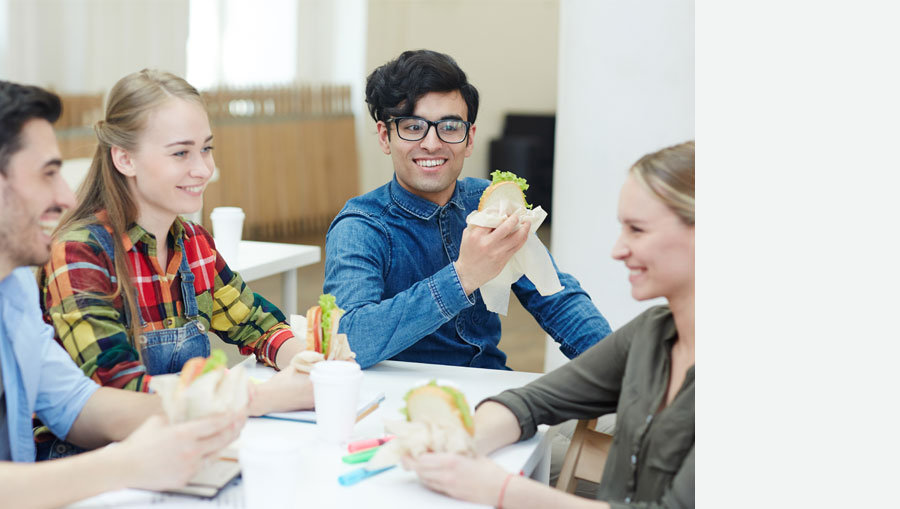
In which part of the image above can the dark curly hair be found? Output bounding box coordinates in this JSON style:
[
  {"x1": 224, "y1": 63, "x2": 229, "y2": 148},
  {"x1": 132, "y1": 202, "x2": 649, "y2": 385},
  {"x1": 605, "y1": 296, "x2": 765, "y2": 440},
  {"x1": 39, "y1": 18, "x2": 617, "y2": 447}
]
[
  {"x1": 365, "y1": 49, "x2": 479, "y2": 132},
  {"x1": 0, "y1": 81, "x2": 62, "y2": 176}
]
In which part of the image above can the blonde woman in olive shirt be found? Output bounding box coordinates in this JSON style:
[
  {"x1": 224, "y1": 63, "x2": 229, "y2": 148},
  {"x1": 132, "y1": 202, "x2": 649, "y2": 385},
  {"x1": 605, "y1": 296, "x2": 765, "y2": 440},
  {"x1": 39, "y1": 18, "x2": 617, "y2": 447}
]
[{"x1": 403, "y1": 141, "x2": 695, "y2": 509}]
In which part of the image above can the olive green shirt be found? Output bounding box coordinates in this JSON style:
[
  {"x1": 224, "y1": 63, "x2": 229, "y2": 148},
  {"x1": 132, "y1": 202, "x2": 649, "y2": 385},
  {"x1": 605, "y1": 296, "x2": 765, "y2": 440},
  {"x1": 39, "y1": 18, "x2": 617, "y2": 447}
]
[{"x1": 484, "y1": 306, "x2": 694, "y2": 508}]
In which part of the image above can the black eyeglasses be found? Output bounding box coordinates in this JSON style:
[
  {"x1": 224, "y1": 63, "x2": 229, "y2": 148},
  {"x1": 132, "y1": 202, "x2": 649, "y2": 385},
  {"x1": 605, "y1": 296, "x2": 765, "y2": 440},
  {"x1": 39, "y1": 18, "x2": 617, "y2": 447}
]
[{"x1": 387, "y1": 116, "x2": 472, "y2": 144}]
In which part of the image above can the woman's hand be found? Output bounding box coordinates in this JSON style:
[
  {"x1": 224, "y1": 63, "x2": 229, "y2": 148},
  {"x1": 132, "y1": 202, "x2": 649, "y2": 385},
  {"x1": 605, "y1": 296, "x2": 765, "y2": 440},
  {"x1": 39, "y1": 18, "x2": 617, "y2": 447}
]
[
  {"x1": 115, "y1": 411, "x2": 245, "y2": 491},
  {"x1": 248, "y1": 367, "x2": 314, "y2": 416},
  {"x1": 401, "y1": 453, "x2": 510, "y2": 506}
]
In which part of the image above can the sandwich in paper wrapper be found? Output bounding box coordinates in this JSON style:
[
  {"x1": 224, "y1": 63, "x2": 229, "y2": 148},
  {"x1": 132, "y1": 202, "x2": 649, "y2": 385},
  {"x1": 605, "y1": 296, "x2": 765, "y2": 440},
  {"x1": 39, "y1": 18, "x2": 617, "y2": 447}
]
[
  {"x1": 367, "y1": 380, "x2": 476, "y2": 470},
  {"x1": 289, "y1": 293, "x2": 356, "y2": 373},
  {"x1": 466, "y1": 171, "x2": 563, "y2": 315},
  {"x1": 149, "y1": 349, "x2": 249, "y2": 423}
]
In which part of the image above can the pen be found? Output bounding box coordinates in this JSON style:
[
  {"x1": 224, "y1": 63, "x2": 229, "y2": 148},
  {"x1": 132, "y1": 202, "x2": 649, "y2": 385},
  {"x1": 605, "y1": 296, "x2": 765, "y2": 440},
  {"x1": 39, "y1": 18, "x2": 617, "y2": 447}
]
[
  {"x1": 347, "y1": 435, "x2": 395, "y2": 453},
  {"x1": 354, "y1": 392, "x2": 386, "y2": 424},
  {"x1": 342, "y1": 446, "x2": 382, "y2": 464},
  {"x1": 338, "y1": 466, "x2": 396, "y2": 486}
]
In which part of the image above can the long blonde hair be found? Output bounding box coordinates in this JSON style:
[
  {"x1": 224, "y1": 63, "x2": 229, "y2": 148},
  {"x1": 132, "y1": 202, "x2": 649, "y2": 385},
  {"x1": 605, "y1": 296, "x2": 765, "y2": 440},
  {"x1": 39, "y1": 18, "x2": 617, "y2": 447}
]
[
  {"x1": 55, "y1": 69, "x2": 205, "y2": 345},
  {"x1": 630, "y1": 140, "x2": 695, "y2": 225}
]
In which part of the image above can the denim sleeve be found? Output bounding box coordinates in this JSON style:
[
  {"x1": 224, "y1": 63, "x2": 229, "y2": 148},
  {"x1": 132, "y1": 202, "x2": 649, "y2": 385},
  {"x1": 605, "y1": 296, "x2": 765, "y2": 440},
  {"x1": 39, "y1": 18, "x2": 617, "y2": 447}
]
[
  {"x1": 512, "y1": 252, "x2": 612, "y2": 358},
  {"x1": 325, "y1": 213, "x2": 474, "y2": 368}
]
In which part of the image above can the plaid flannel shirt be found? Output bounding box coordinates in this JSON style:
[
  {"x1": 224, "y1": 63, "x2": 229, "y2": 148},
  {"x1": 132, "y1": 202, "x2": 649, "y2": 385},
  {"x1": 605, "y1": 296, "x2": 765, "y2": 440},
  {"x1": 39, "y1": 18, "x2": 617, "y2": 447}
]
[{"x1": 40, "y1": 212, "x2": 293, "y2": 392}]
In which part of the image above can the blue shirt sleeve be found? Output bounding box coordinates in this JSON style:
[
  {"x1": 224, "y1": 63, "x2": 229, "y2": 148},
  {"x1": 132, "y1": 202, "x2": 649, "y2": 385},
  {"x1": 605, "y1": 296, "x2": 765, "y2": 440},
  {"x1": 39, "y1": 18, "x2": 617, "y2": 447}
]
[
  {"x1": 324, "y1": 213, "x2": 474, "y2": 368},
  {"x1": 512, "y1": 253, "x2": 612, "y2": 358}
]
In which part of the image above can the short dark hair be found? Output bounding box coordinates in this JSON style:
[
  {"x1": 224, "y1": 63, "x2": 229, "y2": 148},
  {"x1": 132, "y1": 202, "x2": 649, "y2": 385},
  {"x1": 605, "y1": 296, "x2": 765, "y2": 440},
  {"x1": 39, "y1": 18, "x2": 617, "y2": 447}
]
[
  {"x1": 0, "y1": 81, "x2": 62, "y2": 176},
  {"x1": 365, "y1": 49, "x2": 480, "y2": 128}
]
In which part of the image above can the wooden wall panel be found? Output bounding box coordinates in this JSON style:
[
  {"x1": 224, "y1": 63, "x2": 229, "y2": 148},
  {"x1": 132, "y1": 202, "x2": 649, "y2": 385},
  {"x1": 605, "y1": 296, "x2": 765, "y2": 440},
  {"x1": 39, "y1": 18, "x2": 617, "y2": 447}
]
[{"x1": 56, "y1": 84, "x2": 359, "y2": 241}]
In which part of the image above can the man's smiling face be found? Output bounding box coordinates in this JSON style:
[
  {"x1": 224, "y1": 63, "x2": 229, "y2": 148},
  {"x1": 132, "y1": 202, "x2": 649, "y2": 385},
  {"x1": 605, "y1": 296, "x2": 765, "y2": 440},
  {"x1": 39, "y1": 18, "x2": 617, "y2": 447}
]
[{"x1": 377, "y1": 90, "x2": 476, "y2": 206}]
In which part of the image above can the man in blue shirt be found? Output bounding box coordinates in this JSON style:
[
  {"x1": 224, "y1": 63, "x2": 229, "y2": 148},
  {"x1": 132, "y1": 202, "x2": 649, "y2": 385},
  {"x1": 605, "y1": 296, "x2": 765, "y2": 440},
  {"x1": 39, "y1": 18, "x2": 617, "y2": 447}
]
[
  {"x1": 0, "y1": 80, "x2": 243, "y2": 507},
  {"x1": 325, "y1": 50, "x2": 612, "y2": 369}
]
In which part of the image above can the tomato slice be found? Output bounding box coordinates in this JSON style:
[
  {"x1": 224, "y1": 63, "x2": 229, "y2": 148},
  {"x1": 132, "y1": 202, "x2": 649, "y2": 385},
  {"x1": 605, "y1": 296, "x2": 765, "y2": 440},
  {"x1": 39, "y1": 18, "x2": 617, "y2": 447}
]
[{"x1": 313, "y1": 306, "x2": 322, "y2": 353}]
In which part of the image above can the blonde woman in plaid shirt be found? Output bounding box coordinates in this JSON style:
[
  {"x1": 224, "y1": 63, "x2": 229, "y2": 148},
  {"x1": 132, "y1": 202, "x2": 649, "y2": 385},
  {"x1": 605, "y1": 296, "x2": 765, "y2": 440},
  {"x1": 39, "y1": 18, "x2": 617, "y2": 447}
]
[{"x1": 37, "y1": 70, "x2": 312, "y2": 458}]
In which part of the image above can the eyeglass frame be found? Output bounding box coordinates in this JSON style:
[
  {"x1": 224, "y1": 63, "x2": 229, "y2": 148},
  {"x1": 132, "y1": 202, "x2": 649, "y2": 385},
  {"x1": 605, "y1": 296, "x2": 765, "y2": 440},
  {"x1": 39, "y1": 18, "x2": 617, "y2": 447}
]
[{"x1": 385, "y1": 116, "x2": 473, "y2": 144}]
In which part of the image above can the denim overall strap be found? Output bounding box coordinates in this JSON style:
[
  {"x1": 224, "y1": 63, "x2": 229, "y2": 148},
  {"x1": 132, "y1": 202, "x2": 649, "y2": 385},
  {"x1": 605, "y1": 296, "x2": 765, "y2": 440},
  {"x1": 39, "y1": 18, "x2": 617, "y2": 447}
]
[
  {"x1": 176, "y1": 236, "x2": 199, "y2": 319},
  {"x1": 83, "y1": 223, "x2": 145, "y2": 328}
]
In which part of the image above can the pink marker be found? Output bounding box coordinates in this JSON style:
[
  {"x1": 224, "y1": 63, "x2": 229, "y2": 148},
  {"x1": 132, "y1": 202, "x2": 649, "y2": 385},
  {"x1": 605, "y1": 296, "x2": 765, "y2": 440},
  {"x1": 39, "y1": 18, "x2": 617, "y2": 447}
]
[{"x1": 347, "y1": 436, "x2": 395, "y2": 453}]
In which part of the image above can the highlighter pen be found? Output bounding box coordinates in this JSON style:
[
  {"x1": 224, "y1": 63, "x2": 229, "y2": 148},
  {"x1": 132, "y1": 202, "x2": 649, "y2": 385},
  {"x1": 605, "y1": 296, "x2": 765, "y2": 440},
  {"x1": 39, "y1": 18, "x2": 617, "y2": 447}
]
[{"x1": 347, "y1": 436, "x2": 395, "y2": 453}]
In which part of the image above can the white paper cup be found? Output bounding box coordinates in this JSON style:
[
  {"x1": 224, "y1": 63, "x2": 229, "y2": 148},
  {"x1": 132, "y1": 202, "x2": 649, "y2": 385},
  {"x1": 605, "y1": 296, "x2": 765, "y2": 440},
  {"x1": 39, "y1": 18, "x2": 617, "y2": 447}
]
[
  {"x1": 310, "y1": 361, "x2": 363, "y2": 444},
  {"x1": 239, "y1": 434, "x2": 302, "y2": 509},
  {"x1": 210, "y1": 207, "x2": 245, "y2": 265}
]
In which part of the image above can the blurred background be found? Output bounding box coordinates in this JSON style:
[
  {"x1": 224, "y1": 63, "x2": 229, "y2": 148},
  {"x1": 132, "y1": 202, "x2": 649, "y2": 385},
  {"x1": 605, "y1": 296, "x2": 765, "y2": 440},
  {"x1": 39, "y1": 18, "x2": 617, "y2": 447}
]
[{"x1": 0, "y1": 0, "x2": 694, "y2": 372}]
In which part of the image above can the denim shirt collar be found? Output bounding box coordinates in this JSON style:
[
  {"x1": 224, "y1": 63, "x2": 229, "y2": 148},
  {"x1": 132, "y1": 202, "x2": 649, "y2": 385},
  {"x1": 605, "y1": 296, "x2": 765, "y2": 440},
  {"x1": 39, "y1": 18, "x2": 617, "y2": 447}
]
[{"x1": 388, "y1": 176, "x2": 466, "y2": 220}]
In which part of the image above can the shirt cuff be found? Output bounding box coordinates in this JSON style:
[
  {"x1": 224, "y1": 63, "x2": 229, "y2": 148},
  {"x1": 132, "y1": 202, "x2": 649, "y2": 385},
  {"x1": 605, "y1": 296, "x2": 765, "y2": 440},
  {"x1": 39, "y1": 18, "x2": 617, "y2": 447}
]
[
  {"x1": 477, "y1": 390, "x2": 538, "y2": 442},
  {"x1": 250, "y1": 323, "x2": 294, "y2": 368},
  {"x1": 428, "y1": 263, "x2": 476, "y2": 320}
]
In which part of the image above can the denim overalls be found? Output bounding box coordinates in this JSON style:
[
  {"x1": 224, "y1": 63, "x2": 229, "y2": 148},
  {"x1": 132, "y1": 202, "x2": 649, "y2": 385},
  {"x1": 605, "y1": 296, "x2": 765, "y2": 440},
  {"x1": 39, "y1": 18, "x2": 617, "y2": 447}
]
[{"x1": 36, "y1": 223, "x2": 211, "y2": 460}]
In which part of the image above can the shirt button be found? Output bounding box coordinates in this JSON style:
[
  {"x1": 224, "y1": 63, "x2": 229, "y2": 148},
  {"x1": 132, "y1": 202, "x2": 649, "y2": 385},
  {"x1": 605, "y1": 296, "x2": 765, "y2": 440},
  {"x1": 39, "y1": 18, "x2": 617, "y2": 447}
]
[
  {"x1": 139, "y1": 335, "x2": 148, "y2": 345},
  {"x1": 631, "y1": 454, "x2": 637, "y2": 465},
  {"x1": 625, "y1": 497, "x2": 632, "y2": 503},
  {"x1": 165, "y1": 317, "x2": 175, "y2": 327},
  {"x1": 646, "y1": 414, "x2": 653, "y2": 424},
  {"x1": 197, "y1": 322, "x2": 206, "y2": 332}
]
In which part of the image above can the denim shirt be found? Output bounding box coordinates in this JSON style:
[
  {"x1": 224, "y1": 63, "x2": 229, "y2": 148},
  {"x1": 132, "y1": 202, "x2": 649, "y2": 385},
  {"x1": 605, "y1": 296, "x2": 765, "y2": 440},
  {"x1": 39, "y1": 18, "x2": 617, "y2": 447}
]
[
  {"x1": 324, "y1": 176, "x2": 611, "y2": 369},
  {"x1": 0, "y1": 268, "x2": 99, "y2": 462}
]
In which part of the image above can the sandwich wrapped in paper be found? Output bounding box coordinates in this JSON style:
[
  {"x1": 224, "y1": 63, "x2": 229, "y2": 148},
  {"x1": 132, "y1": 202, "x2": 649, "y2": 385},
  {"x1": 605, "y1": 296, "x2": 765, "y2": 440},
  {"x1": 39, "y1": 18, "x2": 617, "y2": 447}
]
[
  {"x1": 149, "y1": 349, "x2": 249, "y2": 423},
  {"x1": 466, "y1": 171, "x2": 563, "y2": 315},
  {"x1": 368, "y1": 380, "x2": 476, "y2": 469},
  {"x1": 289, "y1": 293, "x2": 356, "y2": 373}
]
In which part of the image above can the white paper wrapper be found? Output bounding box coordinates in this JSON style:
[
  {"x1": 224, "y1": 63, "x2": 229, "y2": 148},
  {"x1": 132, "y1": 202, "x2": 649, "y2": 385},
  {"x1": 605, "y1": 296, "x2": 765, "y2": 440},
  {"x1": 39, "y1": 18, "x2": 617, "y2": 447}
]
[
  {"x1": 289, "y1": 314, "x2": 357, "y2": 373},
  {"x1": 367, "y1": 419, "x2": 476, "y2": 470},
  {"x1": 465, "y1": 202, "x2": 564, "y2": 315},
  {"x1": 149, "y1": 366, "x2": 250, "y2": 423}
]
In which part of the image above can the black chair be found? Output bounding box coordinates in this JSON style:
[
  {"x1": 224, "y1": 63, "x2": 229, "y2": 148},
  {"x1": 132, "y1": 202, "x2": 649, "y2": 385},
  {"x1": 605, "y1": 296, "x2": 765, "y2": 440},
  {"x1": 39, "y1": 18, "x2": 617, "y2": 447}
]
[{"x1": 489, "y1": 114, "x2": 556, "y2": 220}]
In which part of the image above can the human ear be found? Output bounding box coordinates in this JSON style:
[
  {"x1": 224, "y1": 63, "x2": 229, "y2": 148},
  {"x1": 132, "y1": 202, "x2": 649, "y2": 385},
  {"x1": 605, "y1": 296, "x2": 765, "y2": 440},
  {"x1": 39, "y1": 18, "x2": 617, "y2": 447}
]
[
  {"x1": 376, "y1": 121, "x2": 391, "y2": 155},
  {"x1": 110, "y1": 146, "x2": 136, "y2": 177},
  {"x1": 464, "y1": 124, "x2": 476, "y2": 158}
]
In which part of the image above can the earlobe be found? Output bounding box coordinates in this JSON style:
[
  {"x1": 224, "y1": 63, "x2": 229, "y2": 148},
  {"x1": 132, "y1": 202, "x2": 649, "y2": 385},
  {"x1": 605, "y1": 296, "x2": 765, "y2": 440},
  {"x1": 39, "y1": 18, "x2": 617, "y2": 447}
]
[
  {"x1": 110, "y1": 146, "x2": 135, "y2": 177},
  {"x1": 376, "y1": 121, "x2": 392, "y2": 155}
]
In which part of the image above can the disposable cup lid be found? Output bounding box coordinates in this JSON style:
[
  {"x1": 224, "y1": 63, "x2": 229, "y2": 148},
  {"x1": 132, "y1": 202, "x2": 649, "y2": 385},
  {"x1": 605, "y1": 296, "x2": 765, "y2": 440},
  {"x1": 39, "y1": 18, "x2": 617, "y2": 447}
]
[{"x1": 210, "y1": 207, "x2": 245, "y2": 218}]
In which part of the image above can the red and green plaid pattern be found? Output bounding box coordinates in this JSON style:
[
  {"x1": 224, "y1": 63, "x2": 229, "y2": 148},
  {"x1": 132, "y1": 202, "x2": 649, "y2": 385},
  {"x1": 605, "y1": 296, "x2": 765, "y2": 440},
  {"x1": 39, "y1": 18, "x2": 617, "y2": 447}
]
[{"x1": 41, "y1": 212, "x2": 293, "y2": 392}]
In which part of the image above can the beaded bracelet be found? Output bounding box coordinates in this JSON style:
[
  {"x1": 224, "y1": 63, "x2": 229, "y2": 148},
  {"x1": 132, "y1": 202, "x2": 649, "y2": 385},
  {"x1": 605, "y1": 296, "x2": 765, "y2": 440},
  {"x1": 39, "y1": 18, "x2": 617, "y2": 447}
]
[{"x1": 497, "y1": 473, "x2": 515, "y2": 509}]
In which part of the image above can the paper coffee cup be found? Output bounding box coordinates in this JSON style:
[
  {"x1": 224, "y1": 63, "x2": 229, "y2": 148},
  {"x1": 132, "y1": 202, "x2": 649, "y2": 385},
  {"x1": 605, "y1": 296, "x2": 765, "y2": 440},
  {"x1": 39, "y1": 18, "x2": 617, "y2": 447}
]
[
  {"x1": 210, "y1": 207, "x2": 245, "y2": 265},
  {"x1": 310, "y1": 361, "x2": 363, "y2": 444}
]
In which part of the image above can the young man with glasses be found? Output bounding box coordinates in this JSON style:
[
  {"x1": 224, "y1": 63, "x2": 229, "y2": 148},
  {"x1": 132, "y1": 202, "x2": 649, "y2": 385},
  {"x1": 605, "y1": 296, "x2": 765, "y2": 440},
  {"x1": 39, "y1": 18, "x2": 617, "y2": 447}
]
[
  {"x1": 324, "y1": 49, "x2": 612, "y2": 370},
  {"x1": 0, "y1": 80, "x2": 243, "y2": 507}
]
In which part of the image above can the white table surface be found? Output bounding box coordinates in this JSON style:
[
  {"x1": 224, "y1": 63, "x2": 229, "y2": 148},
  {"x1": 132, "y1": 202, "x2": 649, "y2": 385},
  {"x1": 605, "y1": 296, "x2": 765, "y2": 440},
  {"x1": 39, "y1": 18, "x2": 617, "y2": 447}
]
[
  {"x1": 70, "y1": 360, "x2": 551, "y2": 509},
  {"x1": 229, "y1": 240, "x2": 320, "y2": 316}
]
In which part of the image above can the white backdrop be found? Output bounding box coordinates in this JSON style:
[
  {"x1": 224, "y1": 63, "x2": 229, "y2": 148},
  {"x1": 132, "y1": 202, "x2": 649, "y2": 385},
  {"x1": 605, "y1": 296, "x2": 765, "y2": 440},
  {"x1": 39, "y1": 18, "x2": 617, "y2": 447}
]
[{"x1": 545, "y1": 0, "x2": 695, "y2": 370}]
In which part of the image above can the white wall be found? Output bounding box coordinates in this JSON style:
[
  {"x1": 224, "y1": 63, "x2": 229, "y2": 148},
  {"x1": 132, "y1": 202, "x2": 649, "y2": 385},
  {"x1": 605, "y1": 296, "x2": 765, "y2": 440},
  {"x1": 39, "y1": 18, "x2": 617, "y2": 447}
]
[
  {"x1": 2, "y1": 0, "x2": 188, "y2": 93},
  {"x1": 362, "y1": 0, "x2": 560, "y2": 193},
  {"x1": 546, "y1": 0, "x2": 694, "y2": 368}
]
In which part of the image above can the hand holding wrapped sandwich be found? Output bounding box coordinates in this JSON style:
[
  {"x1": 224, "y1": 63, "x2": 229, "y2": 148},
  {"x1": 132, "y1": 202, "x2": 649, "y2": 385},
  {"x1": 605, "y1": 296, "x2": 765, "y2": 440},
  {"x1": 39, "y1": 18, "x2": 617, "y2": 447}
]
[
  {"x1": 368, "y1": 381, "x2": 476, "y2": 469},
  {"x1": 289, "y1": 293, "x2": 357, "y2": 373},
  {"x1": 149, "y1": 349, "x2": 250, "y2": 423},
  {"x1": 457, "y1": 171, "x2": 564, "y2": 315}
]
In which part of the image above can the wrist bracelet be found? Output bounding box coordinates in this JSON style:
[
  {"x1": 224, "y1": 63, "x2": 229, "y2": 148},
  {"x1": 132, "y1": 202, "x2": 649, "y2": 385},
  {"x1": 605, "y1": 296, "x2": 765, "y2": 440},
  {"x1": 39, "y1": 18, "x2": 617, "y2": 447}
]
[{"x1": 497, "y1": 473, "x2": 515, "y2": 509}]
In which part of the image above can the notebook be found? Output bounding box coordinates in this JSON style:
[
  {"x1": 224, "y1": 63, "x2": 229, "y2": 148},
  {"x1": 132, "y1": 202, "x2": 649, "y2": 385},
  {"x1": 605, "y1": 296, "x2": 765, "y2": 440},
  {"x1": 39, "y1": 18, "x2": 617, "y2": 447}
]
[
  {"x1": 259, "y1": 391, "x2": 385, "y2": 423},
  {"x1": 164, "y1": 447, "x2": 241, "y2": 498}
]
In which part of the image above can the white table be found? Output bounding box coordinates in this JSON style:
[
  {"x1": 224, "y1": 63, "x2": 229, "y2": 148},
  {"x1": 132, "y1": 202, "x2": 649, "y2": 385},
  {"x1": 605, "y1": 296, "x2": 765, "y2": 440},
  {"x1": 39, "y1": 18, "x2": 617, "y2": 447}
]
[
  {"x1": 71, "y1": 361, "x2": 552, "y2": 508},
  {"x1": 229, "y1": 240, "x2": 320, "y2": 316}
]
